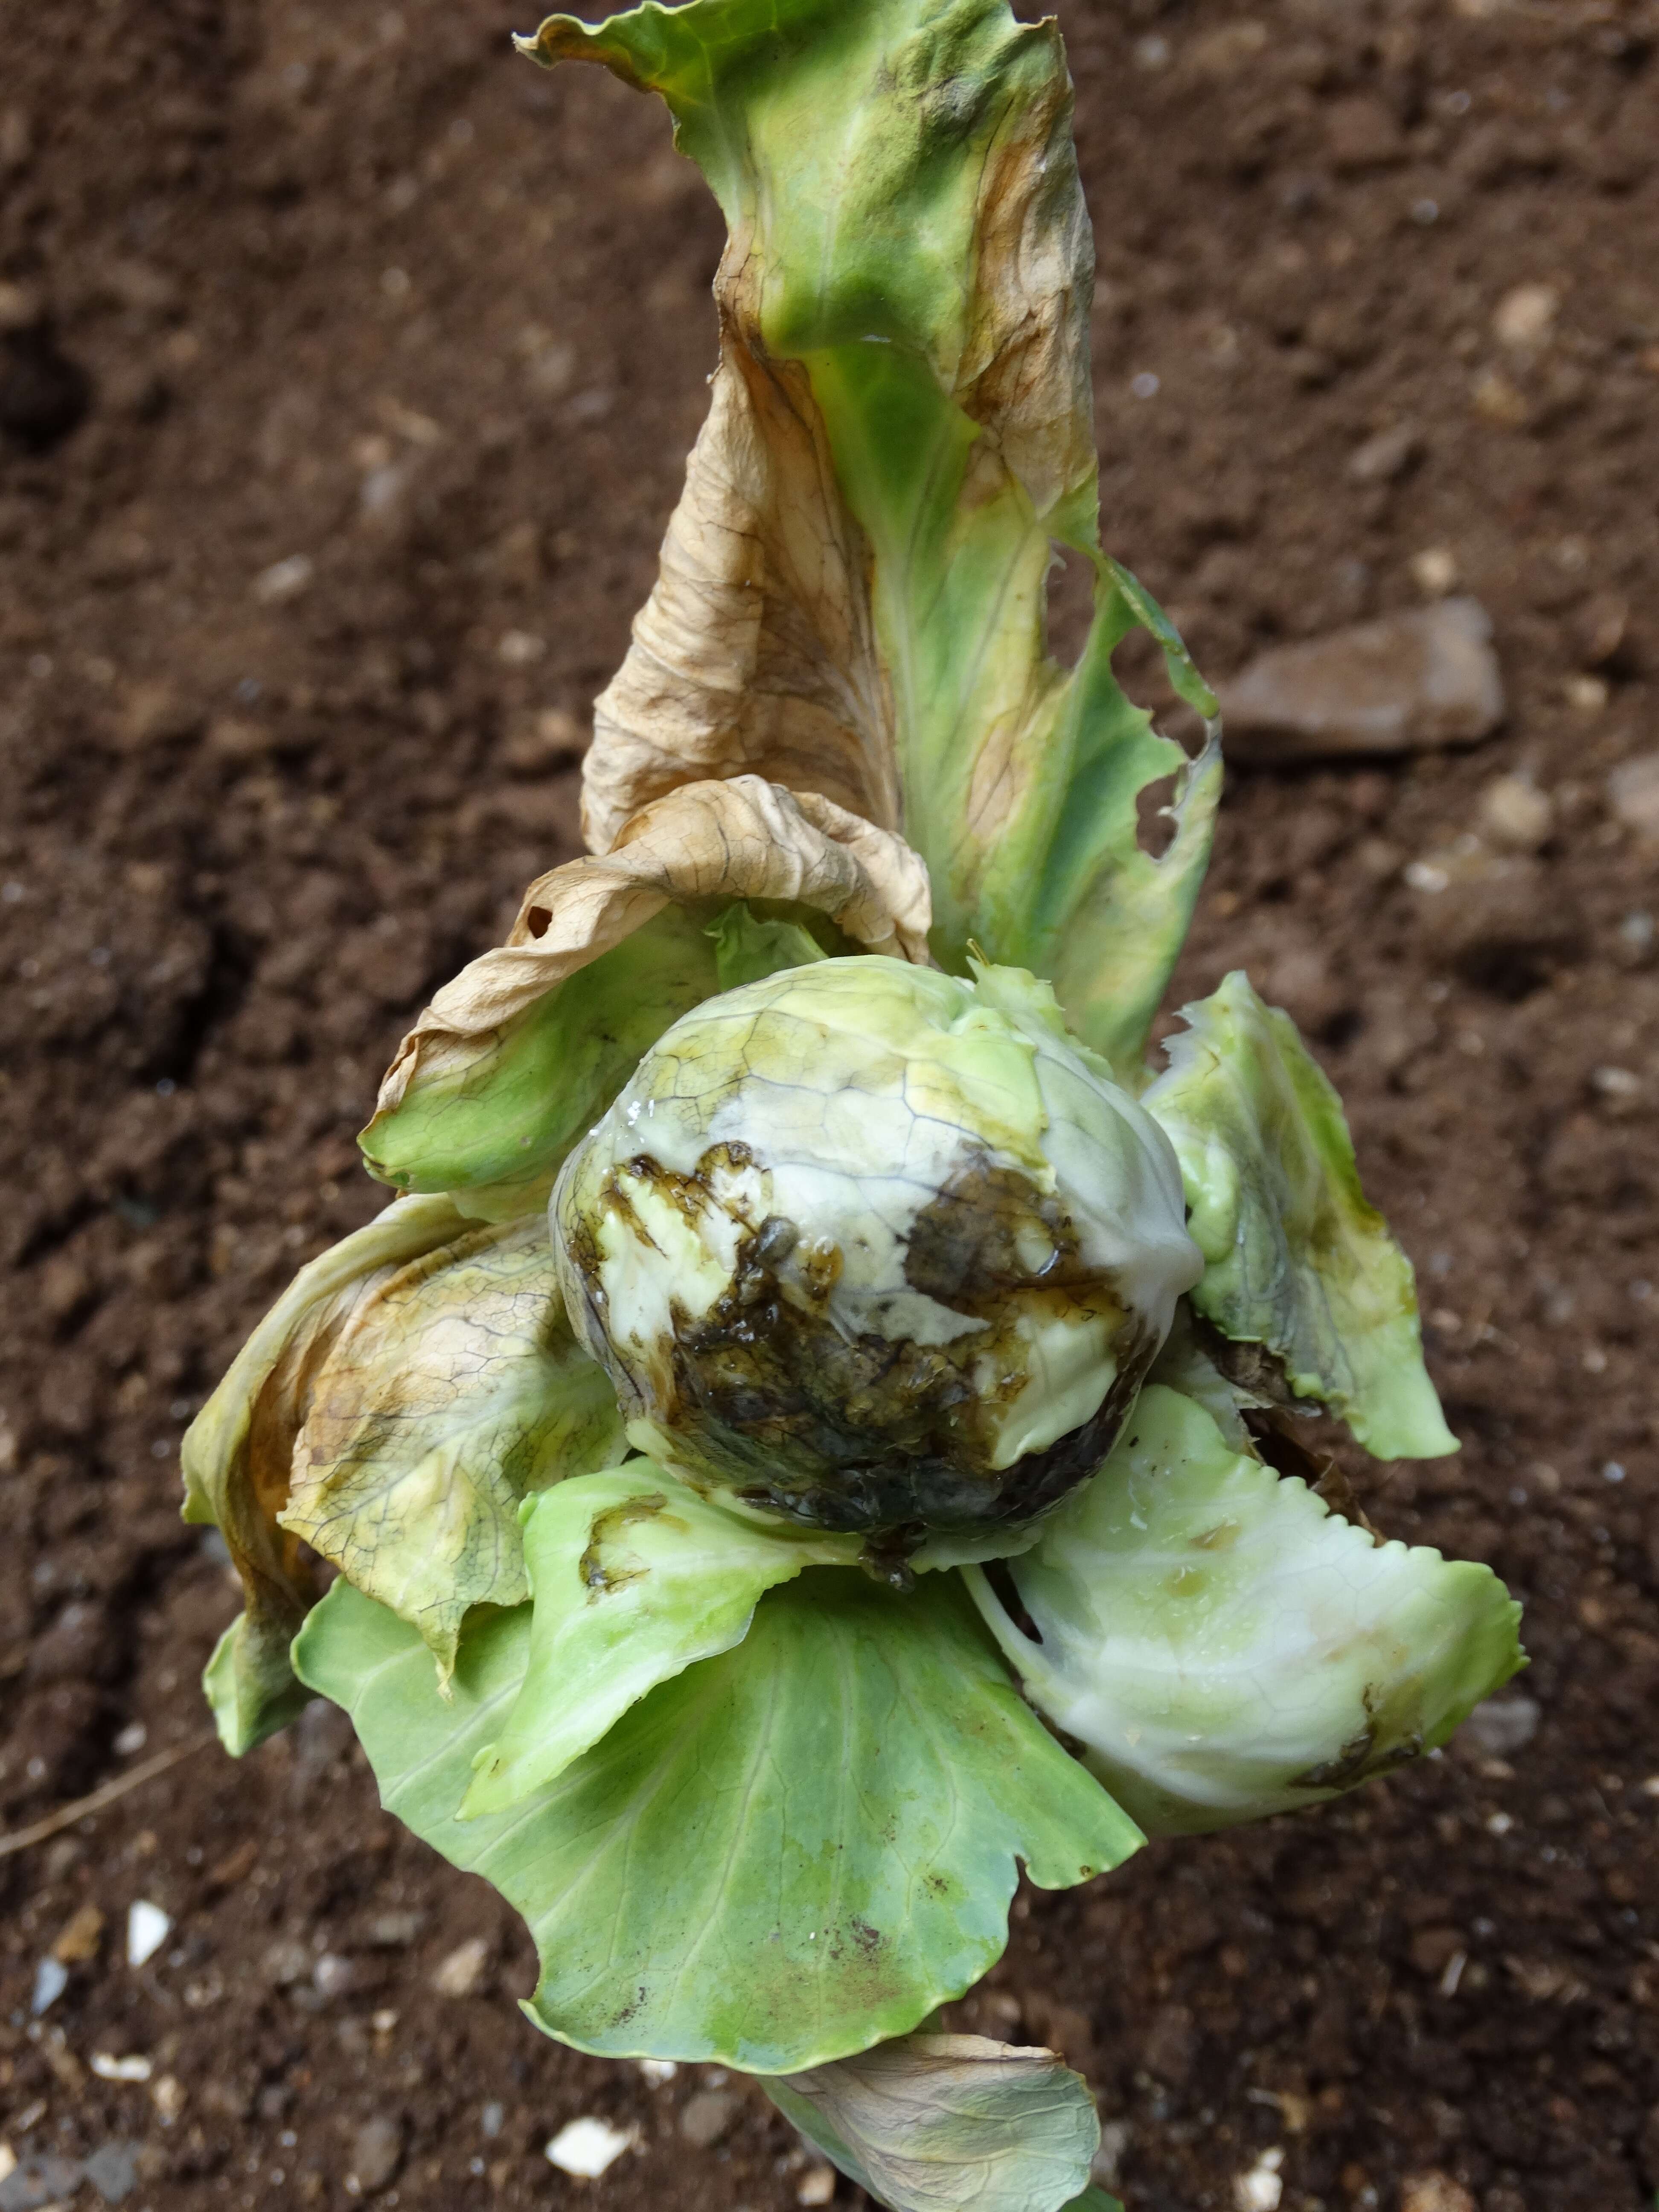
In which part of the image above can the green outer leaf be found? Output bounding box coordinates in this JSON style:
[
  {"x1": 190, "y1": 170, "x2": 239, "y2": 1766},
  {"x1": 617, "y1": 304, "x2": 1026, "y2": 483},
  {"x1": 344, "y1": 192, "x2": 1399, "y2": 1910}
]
[
  {"x1": 524, "y1": 0, "x2": 1218, "y2": 1070},
  {"x1": 182, "y1": 1191, "x2": 470, "y2": 1754},
  {"x1": 764, "y1": 2031, "x2": 1100, "y2": 2212},
  {"x1": 292, "y1": 1570, "x2": 1140, "y2": 2072},
  {"x1": 1142, "y1": 971, "x2": 1456, "y2": 1457},
  {"x1": 806, "y1": 329, "x2": 1219, "y2": 1064},
  {"x1": 280, "y1": 1214, "x2": 628, "y2": 1688},
  {"x1": 966, "y1": 1385, "x2": 1525, "y2": 1836},
  {"x1": 359, "y1": 905, "x2": 716, "y2": 1201},
  {"x1": 711, "y1": 902, "x2": 832, "y2": 992},
  {"x1": 201, "y1": 1614, "x2": 311, "y2": 1758},
  {"x1": 460, "y1": 1462, "x2": 860, "y2": 1816}
]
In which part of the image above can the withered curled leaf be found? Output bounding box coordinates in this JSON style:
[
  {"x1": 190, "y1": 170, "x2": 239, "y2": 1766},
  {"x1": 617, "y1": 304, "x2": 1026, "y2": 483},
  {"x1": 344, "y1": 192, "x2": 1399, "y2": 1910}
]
[
  {"x1": 367, "y1": 773, "x2": 931, "y2": 1154},
  {"x1": 281, "y1": 1212, "x2": 628, "y2": 1688},
  {"x1": 183, "y1": 1193, "x2": 471, "y2": 1752},
  {"x1": 764, "y1": 2031, "x2": 1101, "y2": 2212}
]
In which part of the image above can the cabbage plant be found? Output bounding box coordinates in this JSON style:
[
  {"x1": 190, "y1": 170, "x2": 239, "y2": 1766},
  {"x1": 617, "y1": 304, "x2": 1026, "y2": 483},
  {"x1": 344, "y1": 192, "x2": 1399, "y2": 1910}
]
[{"x1": 183, "y1": 4, "x2": 1523, "y2": 2205}]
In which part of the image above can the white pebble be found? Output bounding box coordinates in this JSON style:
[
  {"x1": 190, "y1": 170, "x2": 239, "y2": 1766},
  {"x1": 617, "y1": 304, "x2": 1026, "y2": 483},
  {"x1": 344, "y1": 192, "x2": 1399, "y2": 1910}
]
[
  {"x1": 545, "y1": 2118, "x2": 639, "y2": 2178},
  {"x1": 431, "y1": 1935, "x2": 490, "y2": 1997},
  {"x1": 1477, "y1": 774, "x2": 1551, "y2": 853},
  {"x1": 253, "y1": 553, "x2": 314, "y2": 605},
  {"x1": 91, "y1": 2052, "x2": 153, "y2": 2082},
  {"x1": 1609, "y1": 754, "x2": 1659, "y2": 839},
  {"x1": 1410, "y1": 546, "x2": 1459, "y2": 595},
  {"x1": 797, "y1": 2165, "x2": 838, "y2": 2206},
  {"x1": 1234, "y1": 2147, "x2": 1285, "y2": 2211},
  {"x1": 1492, "y1": 282, "x2": 1559, "y2": 351},
  {"x1": 637, "y1": 2059, "x2": 678, "y2": 2086},
  {"x1": 127, "y1": 1900, "x2": 172, "y2": 1968}
]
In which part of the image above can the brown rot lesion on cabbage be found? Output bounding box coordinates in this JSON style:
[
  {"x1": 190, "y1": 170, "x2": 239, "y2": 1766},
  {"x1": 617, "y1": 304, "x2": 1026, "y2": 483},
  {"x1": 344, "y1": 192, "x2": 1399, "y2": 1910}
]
[
  {"x1": 580, "y1": 1491, "x2": 670, "y2": 1596},
  {"x1": 577, "y1": 1142, "x2": 1161, "y2": 1572}
]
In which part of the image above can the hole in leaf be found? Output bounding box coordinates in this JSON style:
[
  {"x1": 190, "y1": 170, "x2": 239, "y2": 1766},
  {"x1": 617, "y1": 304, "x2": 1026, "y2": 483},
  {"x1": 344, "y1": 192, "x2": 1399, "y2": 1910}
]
[
  {"x1": 1135, "y1": 771, "x2": 1180, "y2": 859},
  {"x1": 524, "y1": 906, "x2": 551, "y2": 939},
  {"x1": 1043, "y1": 544, "x2": 1095, "y2": 670}
]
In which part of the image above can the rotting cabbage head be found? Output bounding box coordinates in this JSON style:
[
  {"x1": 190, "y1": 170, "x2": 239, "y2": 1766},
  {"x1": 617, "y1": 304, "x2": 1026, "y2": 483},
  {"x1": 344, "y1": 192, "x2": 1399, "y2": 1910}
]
[
  {"x1": 178, "y1": 1, "x2": 1530, "y2": 2205},
  {"x1": 553, "y1": 956, "x2": 1201, "y2": 1557}
]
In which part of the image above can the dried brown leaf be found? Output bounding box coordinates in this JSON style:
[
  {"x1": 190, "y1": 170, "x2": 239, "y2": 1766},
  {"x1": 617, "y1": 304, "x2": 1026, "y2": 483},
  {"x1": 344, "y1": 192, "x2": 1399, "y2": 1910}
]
[{"x1": 375, "y1": 774, "x2": 931, "y2": 1119}]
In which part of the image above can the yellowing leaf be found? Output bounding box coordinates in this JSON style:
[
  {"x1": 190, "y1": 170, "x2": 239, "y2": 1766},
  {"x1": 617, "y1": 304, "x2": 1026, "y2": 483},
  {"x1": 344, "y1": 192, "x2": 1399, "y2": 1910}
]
[
  {"x1": 183, "y1": 1193, "x2": 472, "y2": 1752},
  {"x1": 524, "y1": 0, "x2": 1218, "y2": 1068},
  {"x1": 281, "y1": 1214, "x2": 627, "y2": 1685}
]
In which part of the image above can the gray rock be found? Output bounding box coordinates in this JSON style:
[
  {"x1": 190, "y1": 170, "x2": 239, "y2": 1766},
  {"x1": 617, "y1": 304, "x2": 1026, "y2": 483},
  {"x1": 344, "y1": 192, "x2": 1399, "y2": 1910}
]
[
  {"x1": 1215, "y1": 600, "x2": 1504, "y2": 761},
  {"x1": 29, "y1": 1956, "x2": 67, "y2": 2016},
  {"x1": 1459, "y1": 1694, "x2": 1540, "y2": 1759},
  {"x1": 0, "y1": 2154, "x2": 84, "y2": 2212},
  {"x1": 1347, "y1": 422, "x2": 1421, "y2": 483},
  {"x1": 311, "y1": 1952, "x2": 358, "y2": 2001},
  {"x1": 679, "y1": 2088, "x2": 740, "y2": 2148},
  {"x1": 364, "y1": 1909, "x2": 425, "y2": 1949},
  {"x1": 1608, "y1": 753, "x2": 1659, "y2": 840},
  {"x1": 84, "y1": 2142, "x2": 142, "y2": 2206},
  {"x1": 348, "y1": 2115, "x2": 405, "y2": 2195},
  {"x1": 259, "y1": 1936, "x2": 313, "y2": 1988}
]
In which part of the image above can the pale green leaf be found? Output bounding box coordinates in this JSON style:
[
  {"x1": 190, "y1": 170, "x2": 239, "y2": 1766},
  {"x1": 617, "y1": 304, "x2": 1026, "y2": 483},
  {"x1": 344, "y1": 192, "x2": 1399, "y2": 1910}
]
[
  {"x1": 279, "y1": 1214, "x2": 627, "y2": 1688},
  {"x1": 966, "y1": 1385, "x2": 1525, "y2": 1836},
  {"x1": 1142, "y1": 971, "x2": 1456, "y2": 1457},
  {"x1": 764, "y1": 2031, "x2": 1100, "y2": 2212},
  {"x1": 460, "y1": 1463, "x2": 859, "y2": 1815},
  {"x1": 710, "y1": 901, "x2": 833, "y2": 992},
  {"x1": 291, "y1": 1569, "x2": 1139, "y2": 2071},
  {"x1": 360, "y1": 905, "x2": 717, "y2": 1205}
]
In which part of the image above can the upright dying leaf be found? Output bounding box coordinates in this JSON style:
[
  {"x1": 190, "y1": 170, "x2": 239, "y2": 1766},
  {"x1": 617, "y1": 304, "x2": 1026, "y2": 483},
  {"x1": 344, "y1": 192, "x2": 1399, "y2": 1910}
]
[
  {"x1": 281, "y1": 1213, "x2": 628, "y2": 1688},
  {"x1": 522, "y1": 0, "x2": 1219, "y2": 1070}
]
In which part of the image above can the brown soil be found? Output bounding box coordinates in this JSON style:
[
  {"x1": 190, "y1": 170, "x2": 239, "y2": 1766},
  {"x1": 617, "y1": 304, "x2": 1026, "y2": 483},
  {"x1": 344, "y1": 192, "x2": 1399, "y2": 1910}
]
[{"x1": 2, "y1": 3, "x2": 1656, "y2": 2209}]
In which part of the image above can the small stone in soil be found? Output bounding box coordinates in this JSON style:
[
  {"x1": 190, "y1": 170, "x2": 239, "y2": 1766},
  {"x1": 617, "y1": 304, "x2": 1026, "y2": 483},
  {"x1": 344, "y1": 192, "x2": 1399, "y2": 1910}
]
[
  {"x1": 126, "y1": 1900, "x2": 170, "y2": 1969},
  {"x1": 1213, "y1": 600, "x2": 1502, "y2": 760},
  {"x1": 1492, "y1": 282, "x2": 1559, "y2": 352},
  {"x1": 796, "y1": 2165, "x2": 837, "y2": 2206},
  {"x1": 1347, "y1": 422, "x2": 1420, "y2": 483},
  {"x1": 83, "y1": 2141, "x2": 142, "y2": 2206},
  {"x1": 260, "y1": 1937, "x2": 313, "y2": 1988},
  {"x1": 1232, "y1": 2145, "x2": 1284, "y2": 2211},
  {"x1": 311, "y1": 1953, "x2": 357, "y2": 2001},
  {"x1": 346, "y1": 2115, "x2": 405, "y2": 2195},
  {"x1": 678, "y1": 2088, "x2": 739, "y2": 2149},
  {"x1": 1607, "y1": 753, "x2": 1659, "y2": 839},
  {"x1": 545, "y1": 2118, "x2": 638, "y2": 2179},
  {"x1": 30, "y1": 1957, "x2": 68, "y2": 2016},
  {"x1": 1458, "y1": 1694, "x2": 1540, "y2": 1758},
  {"x1": 0, "y1": 2149, "x2": 84, "y2": 2209},
  {"x1": 1400, "y1": 2175, "x2": 1477, "y2": 2212},
  {"x1": 50, "y1": 1902, "x2": 104, "y2": 1964},
  {"x1": 364, "y1": 1909, "x2": 424, "y2": 1949},
  {"x1": 1477, "y1": 774, "x2": 1552, "y2": 852},
  {"x1": 431, "y1": 1935, "x2": 491, "y2": 1997}
]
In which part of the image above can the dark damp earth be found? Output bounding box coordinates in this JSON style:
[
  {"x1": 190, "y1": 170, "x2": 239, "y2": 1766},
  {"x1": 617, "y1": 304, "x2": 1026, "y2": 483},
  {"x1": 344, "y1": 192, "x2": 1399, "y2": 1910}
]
[{"x1": 2, "y1": 4, "x2": 1656, "y2": 2209}]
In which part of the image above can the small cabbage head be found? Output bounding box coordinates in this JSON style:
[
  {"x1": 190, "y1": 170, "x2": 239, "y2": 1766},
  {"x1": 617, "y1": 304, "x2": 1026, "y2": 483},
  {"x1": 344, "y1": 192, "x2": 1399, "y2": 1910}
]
[{"x1": 552, "y1": 956, "x2": 1201, "y2": 1550}]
